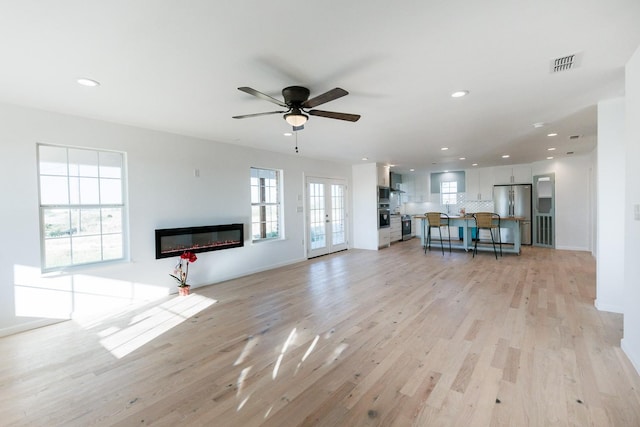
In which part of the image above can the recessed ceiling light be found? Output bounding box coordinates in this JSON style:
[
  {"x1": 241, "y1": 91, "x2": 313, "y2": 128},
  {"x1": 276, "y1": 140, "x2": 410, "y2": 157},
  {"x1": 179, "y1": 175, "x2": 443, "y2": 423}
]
[
  {"x1": 77, "y1": 78, "x2": 100, "y2": 87},
  {"x1": 472, "y1": 163, "x2": 478, "y2": 166},
  {"x1": 459, "y1": 157, "x2": 466, "y2": 160},
  {"x1": 388, "y1": 164, "x2": 395, "y2": 167},
  {"x1": 548, "y1": 147, "x2": 556, "y2": 151},
  {"x1": 284, "y1": 132, "x2": 292, "y2": 136},
  {"x1": 502, "y1": 154, "x2": 510, "y2": 158},
  {"x1": 361, "y1": 157, "x2": 369, "y2": 161},
  {"x1": 409, "y1": 168, "x2": 415, "y2": 172},
  {"x1": 441, "y1": 147, "x2": 448, "y2": 151},
  {"x1": 451, "y1": 90, "x2": 469, "y2": 98},
  {"x1": 533, "y1": 122, "x2": 546, "y2": 128},
  {"x1": 547, "y1": 133, "x2": 558, "y2": 137},
  {"x1": 547, "y1": 156, "x2": 554, "y2": 160}
]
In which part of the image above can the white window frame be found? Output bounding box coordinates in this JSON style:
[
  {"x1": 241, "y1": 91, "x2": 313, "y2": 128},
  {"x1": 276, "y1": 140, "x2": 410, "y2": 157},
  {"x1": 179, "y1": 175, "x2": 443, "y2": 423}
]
[
  {"x1": 250, "y1": 167, "x2": 283, "y2": 242},
  {"x1": 37, "y1": 144, "x2": 128, "y2": 271}
]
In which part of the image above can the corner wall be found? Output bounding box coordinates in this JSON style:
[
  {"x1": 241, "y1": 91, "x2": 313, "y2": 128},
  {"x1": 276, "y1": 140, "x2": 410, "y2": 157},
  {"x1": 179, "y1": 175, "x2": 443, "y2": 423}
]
[
  {"x1": 622, "y1": 45, "x2": 640, "y2": 373},
  {"x1": 596, "y1": 98, "x2": 626, "y2": 313}
]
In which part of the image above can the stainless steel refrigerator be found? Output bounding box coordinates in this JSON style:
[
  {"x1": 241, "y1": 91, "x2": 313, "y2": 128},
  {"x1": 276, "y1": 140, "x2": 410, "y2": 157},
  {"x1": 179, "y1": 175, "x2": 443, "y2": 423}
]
[{"x1": 493, "y1": 184, "x2": 532, "y2": 245}]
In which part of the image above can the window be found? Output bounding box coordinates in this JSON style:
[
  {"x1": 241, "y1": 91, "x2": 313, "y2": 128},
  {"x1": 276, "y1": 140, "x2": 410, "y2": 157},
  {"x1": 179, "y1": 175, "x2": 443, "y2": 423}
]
[
  {"x1": 38, "y1": 144, "x2": 126, "y2": 270},
  {"x1": 250, "y1": 167, "x2": 282, "y2": 241},
  {"x1": 440, "y1": 181, "x2": 458, "y2": 205}
]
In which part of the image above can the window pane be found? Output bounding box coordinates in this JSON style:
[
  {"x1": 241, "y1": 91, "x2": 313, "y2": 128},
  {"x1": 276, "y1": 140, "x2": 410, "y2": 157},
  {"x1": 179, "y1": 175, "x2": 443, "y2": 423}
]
[
  {"x1": 39, "y1": 146, "x2": 68, "y2": 176},
  {"x1": 250, "y1": 186, "x2": 259, "y2": 203},
  {"x1": 78, "y1": 208, "x2": 101, "y2": 235},
  {"x1": 102, "y1": 208, "x2": 122, "y2": 233},
  {"x1": 43, "y1": 208, "x2": 71, "y2": 238},
  {"x1": 69, "y1": 148, "x2": 99, "y2": 177},
  {"x1": 79, "y1": 177, "x2": 100, "y2": 204},
  {"x1": 72, "y1": 235, "x2": 103, "y2": 264},
  {"x1": 100, "y1": 178, "x2": 122, "y2": 204},
  {"x1": 40, "y1": 176, "x2": 69, "y2": 205},
  {"x1": 99, "y1": 151, "x2": 122, "y2": 178},
  {"x1": 45, "y1": 238, "x2": 71, "y2": 269}
]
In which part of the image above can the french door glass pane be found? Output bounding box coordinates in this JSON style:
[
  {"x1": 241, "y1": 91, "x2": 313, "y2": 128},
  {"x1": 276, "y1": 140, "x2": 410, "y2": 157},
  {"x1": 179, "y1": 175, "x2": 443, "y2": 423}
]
[
  {"x1": 310, "y1": 182, "x2": 326, "y2": 250},
  {"x1": 331, "y1": 184, "x2": 345, "y2": 245}
]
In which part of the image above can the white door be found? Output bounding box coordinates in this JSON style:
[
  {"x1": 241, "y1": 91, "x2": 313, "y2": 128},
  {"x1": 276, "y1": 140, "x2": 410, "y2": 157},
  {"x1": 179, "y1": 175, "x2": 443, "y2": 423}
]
[{"x1": 306, "y1": 177, "x2": 348, "y2": 258}]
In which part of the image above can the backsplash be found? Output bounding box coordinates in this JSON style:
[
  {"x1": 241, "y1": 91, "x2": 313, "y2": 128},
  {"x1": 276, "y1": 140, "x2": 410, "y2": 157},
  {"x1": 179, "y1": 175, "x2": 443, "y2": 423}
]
[{"x1": 403, "y1": 192, "x2": 493, "y2": 215}]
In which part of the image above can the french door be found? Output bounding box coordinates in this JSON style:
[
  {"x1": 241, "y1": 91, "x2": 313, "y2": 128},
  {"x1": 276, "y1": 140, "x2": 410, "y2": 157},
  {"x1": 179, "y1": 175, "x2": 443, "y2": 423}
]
[{"x1": 306, "y1": 177, "x2": 348, "y2": 258}]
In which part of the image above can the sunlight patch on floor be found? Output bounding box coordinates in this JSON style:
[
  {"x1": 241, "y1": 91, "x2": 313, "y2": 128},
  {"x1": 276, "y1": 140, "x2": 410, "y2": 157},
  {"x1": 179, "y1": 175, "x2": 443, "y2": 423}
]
[
  {"x1": 13, "y1": 264, "x2": 168, "y2": 321},
  {"x1": 97, "y1": 294, "x2": 216, "y2": 359}
]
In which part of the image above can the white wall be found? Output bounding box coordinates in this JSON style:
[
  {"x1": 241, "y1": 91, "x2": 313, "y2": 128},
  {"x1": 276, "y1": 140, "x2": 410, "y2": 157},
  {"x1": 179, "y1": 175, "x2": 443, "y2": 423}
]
[
  {"x1": 531, "y1": 154, "x2": 594, "y2": 252},
  {"x1": 351, "y1": 163, "x2": 378, "y2": 250},
  {"x1": 595, "y1": 98, "x2": 626, "y2": 313},
  {"x1": 622, "y1": 45, "x2": 640, "y2": 374},
  {"x1": 0, "y1": 102, "x2": 351, "y2": 336}
]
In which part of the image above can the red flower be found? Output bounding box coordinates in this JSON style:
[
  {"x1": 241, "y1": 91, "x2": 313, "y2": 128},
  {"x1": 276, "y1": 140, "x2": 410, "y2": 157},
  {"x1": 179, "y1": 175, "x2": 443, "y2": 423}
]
[{"x1": 180, "y1": 251, "x2": 197, "y2": 263}]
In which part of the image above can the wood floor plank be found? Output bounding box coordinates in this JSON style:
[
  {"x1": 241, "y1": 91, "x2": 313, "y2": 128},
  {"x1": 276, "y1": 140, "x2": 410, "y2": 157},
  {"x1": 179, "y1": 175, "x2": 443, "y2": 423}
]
[{"x1": 1, "y1": 243, "x2": 639, "y2": 426}]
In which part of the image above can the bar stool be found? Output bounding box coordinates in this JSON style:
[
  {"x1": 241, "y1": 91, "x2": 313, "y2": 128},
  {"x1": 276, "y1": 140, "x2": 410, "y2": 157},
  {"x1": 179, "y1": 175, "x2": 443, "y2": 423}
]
[
  {"x1": 425, "y1": 212, "x2": 451, "y2": 255},
  {"x1": 472, "y1": 212, "x2": 502, "y2": 259}
]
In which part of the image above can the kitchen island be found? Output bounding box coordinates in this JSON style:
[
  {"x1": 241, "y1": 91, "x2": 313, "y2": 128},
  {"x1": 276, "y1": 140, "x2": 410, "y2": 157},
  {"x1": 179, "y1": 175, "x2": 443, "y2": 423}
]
[{"x1": 415, "y1": 214, "x2": 524, "y2": 255}]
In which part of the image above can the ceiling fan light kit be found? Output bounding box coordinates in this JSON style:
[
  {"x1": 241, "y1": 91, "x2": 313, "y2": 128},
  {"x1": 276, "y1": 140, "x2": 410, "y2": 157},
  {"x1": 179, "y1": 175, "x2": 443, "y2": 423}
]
[
  {"x1": 284, "y1": 108, "x2": 308, "y2": 126},
  {"x1": 233, "y1": 85, "x2": 360, "y2": 128}
]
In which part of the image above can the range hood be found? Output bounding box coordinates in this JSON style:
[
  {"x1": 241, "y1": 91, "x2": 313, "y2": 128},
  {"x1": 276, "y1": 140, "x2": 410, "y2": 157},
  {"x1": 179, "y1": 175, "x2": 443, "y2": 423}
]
[{"x1": 390, "y1": 172, "x2": 405, "y2": 192}]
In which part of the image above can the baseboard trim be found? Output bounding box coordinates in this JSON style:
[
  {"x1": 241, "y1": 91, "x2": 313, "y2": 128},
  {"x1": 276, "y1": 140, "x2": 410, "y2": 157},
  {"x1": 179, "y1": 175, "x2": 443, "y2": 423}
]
[
  {"x1": 0, "y1": 318, "x2": 67, "y2": 338},
  {"x1": 594, "y1": 299, "x2": 624, "y2": 314}
]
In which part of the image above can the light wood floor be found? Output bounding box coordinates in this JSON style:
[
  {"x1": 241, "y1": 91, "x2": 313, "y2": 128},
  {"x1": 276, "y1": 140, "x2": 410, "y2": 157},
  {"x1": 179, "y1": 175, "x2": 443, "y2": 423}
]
[{"x1": 2, "y1": 241, "x2": 640, "y2": 426}]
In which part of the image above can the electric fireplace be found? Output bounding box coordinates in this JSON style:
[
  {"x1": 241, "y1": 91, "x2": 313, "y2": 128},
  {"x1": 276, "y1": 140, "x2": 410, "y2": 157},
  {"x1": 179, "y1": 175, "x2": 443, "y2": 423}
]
[{"x1": 155, "y1": 223, "x2": 244, "y2": 259}]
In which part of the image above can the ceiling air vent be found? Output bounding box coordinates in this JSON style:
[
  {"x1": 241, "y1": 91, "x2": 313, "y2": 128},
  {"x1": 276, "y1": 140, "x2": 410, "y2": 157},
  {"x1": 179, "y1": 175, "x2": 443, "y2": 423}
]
[
  {"x1": 569, "y1": 135, "x2": 580, "y2": 140},
  {"x1": 550, "y1": 53, "x2": 581, "y2": 73}
]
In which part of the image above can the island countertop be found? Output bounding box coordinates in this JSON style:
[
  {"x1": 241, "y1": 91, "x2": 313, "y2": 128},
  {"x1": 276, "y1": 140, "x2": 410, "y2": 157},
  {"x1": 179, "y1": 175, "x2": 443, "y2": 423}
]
[{"x1": 412, "y1": 214, "x2": 525, "y2": 221}]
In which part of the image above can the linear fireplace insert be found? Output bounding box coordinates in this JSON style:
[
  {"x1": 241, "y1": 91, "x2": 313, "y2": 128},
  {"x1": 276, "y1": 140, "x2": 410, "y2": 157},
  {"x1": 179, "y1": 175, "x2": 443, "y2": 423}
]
[{"x1": 155, "y1": 223, "x2": 244, "y2": 259}]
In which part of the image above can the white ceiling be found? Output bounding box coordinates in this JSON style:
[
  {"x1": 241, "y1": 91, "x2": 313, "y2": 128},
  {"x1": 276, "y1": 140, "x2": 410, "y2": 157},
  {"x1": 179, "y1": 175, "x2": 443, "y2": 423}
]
[{"x1": 2, "y1": 1, "x2": 640, "y2": 173}]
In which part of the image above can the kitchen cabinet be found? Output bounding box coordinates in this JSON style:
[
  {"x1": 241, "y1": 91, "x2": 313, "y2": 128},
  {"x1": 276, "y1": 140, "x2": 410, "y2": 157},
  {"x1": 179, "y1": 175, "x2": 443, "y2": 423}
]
[
  {"x1": 478, "y1": 167, "x2": 494, "y2": 200},
  {"x1": 493, "y1": 165, "x2": 532, "y2": 185},
  {"x1": 465, "y1": 167, "x2": 494, "y2": 201},
  {"x1": 377, "y1": 164, "x2": 390, "y2": 187},
  {"x1": 405, "y1": 173, "x2": 430, "y2": 202},
  {"x1": 390, "y1": 215, "x2": 402, "y2": 242},
  {"x1": 412, "y1": 217, "x2": 421, "y2": 237},
  {"x1": 378, "y1": 227, "x2": 391, "y2": 248}
]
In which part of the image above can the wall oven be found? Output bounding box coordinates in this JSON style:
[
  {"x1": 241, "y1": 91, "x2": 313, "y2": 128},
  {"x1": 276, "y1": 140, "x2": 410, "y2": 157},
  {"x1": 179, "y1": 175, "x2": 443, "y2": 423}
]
[{"x1": 378, "y1": 207, "x2": 391, "y2": 229}]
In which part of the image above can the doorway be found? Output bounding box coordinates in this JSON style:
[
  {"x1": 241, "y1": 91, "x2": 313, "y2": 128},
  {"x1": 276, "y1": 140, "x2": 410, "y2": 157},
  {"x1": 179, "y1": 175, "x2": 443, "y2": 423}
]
[
  {"x1": 306, "y1": 177, "x2": 348, "y2": 258},
  {"x1": 533, "y1": 173, "x2": 555, "y2": 248}
]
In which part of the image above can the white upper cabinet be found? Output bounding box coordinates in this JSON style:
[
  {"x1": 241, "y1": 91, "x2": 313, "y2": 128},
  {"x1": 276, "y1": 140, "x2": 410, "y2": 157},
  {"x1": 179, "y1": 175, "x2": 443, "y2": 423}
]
[
  {"x1": 493, "y1": 165, "x2": 532, "y2": 185},
  {"x1": 466, "y1": 167, "x2": 494, "y2": 200},
  {"x1": 465, "y1": 168, "x2": 479, "y2": 200},
  {"x1": 377, "y1": 164, "x2": 390, "y2": 187},
  {"x1": 405, "y1": 173, "x2": 429, "y2": 202},
  {"x1": 478, "y1": 167, "x2": 495, "y2": 200}
]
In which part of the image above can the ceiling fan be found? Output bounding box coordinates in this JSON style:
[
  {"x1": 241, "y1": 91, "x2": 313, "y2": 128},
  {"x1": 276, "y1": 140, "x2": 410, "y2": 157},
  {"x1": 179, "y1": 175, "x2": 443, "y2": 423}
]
[{"x1": 232, "y1": 86, "x2": 360, "y2": 130}]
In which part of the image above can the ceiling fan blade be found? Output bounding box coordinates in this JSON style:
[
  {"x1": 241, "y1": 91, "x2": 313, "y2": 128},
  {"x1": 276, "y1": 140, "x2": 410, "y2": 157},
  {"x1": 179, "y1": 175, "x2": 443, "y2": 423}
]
[
  {"x1": 303, "y1": 88, "x2": 348, "y2": 108},
  {"x1": 232, "y1": 110, "x2": 287, "y2": 119},
  {"x1": 238, "y1": 87, "x2": 288, "y2": 108},
  {"x1": 308, "y1": 109, "x2": 361, "y2": 122}
]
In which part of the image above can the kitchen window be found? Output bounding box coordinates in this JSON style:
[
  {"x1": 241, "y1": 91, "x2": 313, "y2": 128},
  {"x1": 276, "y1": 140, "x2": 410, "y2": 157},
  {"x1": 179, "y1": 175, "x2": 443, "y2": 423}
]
[
  {"x1": 250, "y1": 167, "x2": 282, "y2": 241},
  {"x1": 441, "y1": 181, "x2": 458, "y2": 205},
  {"x1": 37, "y1": 144, "x2": 127, "y2": 271}
]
